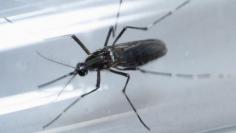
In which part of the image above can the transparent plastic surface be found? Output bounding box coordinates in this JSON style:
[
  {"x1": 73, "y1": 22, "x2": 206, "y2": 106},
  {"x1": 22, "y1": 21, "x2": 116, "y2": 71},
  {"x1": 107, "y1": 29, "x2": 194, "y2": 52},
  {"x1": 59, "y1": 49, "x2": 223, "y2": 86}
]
[{"x1": 1, "y1": 0, "x2": 236, "y2": 133}]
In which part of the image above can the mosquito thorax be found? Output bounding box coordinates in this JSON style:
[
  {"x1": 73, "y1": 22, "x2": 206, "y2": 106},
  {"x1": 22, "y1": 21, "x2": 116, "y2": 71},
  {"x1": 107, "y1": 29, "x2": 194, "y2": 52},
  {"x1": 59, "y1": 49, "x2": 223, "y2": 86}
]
[{"x1": 76, "y1": 63, "x2": 88, "y2": 76}]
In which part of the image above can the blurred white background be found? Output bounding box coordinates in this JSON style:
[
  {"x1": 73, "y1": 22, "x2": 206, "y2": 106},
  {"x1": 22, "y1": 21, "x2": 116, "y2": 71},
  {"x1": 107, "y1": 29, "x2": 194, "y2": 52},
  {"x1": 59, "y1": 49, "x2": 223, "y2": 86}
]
[{"x1": 1, "y1": 0, "x2": 236, "y2": 133}]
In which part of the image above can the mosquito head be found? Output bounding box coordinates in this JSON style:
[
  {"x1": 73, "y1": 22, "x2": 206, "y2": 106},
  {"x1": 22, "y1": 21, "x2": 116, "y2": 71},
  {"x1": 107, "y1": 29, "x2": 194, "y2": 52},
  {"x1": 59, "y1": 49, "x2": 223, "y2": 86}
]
[{"x1": 75, "y1": 63, "x2": 88, "y2": 76}]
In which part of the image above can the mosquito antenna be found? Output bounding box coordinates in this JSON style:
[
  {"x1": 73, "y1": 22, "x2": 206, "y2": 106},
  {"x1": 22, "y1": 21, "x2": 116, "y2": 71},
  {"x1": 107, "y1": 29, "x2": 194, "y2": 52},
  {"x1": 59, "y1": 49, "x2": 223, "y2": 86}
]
[
  {"x1": 113, "y1": 0, "x2": 123, "y2": 37},
  {"x1": 38, "y1": 71, "x2": 75, "y2": 88},
  {"x1": 37, "y1": 51, "x2": 75, "y2": 69}
]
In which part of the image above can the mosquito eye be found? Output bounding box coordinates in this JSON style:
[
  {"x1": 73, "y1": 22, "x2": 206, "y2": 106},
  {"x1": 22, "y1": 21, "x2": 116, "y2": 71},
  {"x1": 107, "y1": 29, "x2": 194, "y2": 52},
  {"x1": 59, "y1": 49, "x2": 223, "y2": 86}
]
[{"x1": 78, "y1": 70, "x2": 88, "y2": 76}]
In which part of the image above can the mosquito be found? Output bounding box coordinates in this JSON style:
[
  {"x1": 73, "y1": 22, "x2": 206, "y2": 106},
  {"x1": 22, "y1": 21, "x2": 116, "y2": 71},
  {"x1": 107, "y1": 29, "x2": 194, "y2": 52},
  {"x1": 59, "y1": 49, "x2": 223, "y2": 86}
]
[{"x1": 37, "y1": 0, "x2": 211, "y2": 131}]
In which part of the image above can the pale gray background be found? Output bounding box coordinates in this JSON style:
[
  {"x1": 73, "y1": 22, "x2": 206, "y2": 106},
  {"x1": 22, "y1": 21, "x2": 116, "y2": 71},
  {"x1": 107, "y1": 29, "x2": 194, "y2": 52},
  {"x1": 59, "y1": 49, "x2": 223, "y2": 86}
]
[{"x1": 1, "y1": 0, "x2": 236, "y2": 133}]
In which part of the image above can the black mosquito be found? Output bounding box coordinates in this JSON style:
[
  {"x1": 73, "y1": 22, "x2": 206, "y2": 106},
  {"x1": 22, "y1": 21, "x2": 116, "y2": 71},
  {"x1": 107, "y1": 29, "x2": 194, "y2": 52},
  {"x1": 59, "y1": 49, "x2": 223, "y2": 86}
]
[{"x1": 37, "y1": 0, "x2": 215, "y2": 131}]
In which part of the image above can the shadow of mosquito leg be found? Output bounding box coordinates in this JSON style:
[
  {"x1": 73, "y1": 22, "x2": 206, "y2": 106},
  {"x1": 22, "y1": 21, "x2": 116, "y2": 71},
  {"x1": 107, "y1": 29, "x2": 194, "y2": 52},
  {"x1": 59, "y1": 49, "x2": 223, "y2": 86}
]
[
  {"x1": 109, "y1": 69, "x2": 151, "y2": 131},
  {"x1": 43, "y1": 70, "x2": 101, "y2": 129}
]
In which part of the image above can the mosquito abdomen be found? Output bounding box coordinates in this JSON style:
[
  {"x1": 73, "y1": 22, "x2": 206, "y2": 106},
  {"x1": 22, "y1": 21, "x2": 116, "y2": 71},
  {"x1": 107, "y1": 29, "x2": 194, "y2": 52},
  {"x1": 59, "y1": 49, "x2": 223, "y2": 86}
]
[{"x1": 114, "y1": 39, "x2": 167, "y2": 67}]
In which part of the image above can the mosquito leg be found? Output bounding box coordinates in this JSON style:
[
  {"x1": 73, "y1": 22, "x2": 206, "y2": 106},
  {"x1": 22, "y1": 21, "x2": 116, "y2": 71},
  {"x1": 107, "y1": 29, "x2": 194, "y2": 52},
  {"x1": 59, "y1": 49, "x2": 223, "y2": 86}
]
[
  {"x1": 71, "y1": 35, "x2": 91, "y2": 55},
  {"x1": 109, "y1": 69, "x2": 150, "y2": 131},
  {"x1": 104, "y1": 26, "x2": 115, "y2": 47},
  {"x1": 115, "y1": 67, "x2": 214, "y2": 79},
  {"x1": 104, "y1": 0, "x2": 123, "y2": 46},
  {"x1": 137, "y1": 68, "x2": 173, "y2": 78},
  {"x1": 4, "y1": 17, "x2": 13, "y2": 23},
  {"x1": 43, "y1": 70, "x2": 101, "y2": 129},
  {"x1": 118, "y1": 67, "x2": 197, "y2": 79},
  {"x1": 137, "y1": 68, "x2": 215, "y2": 79},
  {"x1": 115, "y1": 67, "x2": 172, "y2": 77},
  {"x1": 112, "y1": 0, "x2": 191, "y2": 45},
  {"x1": 113, "y1": 0, "x2": 123, "y2": 37},
  {"x1": 117, "y1": 67, "x2": 231, "y2": 79}
]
